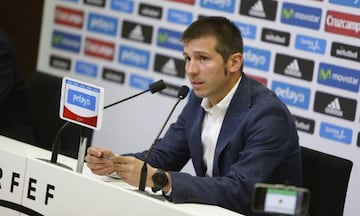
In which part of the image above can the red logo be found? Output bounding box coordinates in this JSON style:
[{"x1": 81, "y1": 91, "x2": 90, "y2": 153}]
[
  {"x1": 325, "y1": 11, "x2": 360, "y2": 39},
  {"x1": 55, "y1": 6, "x2": 84, "y2": 29},
  {"x1": 84, "y1": 38, "x2": 115, "y2": 61},
  {"x1": 169, "y1": 0, "x2": 195, "y2": 5},
  {"x1": 247, "y1": 74, "x2": 268, "y2": 87}
]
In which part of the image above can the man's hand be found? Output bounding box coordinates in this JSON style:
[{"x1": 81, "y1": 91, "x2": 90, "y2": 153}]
[
  {"x1": 85, "y1": 146, "x2": 114, "y2": 175},
  {"x1": 111, "y1": 156, "x2": 157, "y2": 188}
]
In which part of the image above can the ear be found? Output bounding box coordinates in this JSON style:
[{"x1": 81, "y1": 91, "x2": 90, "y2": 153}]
[{"x1": 228, "y1": 53, "x2": 243, "y2": 73}]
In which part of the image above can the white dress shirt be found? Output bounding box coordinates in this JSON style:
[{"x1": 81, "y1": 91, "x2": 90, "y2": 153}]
[{"x1": 201, "y1": 77, "x2": 241, "y2": 176}]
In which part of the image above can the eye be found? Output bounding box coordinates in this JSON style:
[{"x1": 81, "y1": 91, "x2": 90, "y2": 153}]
[
  {"x1": 184, "y1": 56, "x2": 191, "y2": 62},
  {"x1": 200, "y1": 56, "x2": 208, "y2": 62}
]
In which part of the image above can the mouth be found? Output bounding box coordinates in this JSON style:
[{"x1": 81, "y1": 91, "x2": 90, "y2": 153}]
[{"x1": 191, "y1": 81, "x2": 203, "y2": 88}]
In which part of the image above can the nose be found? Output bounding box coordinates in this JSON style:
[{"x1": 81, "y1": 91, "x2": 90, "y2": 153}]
[{"x1": 185, "y1": 59, "x2": 199, "y2": 76}]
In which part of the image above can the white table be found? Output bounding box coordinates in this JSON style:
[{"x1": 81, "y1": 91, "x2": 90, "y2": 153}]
[{"x1": 0, "y1": 135, "x2": 242, "y2": 216}]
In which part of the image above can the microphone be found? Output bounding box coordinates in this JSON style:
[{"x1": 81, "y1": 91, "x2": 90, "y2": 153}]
[
  {"x1": 46, "y1": 79, "x2": 167, "y2": 171},
  {"x1": 138, "y1": 85, "x2": 189, "y2": 191},
  {"x1": 104, "y1": 79, "x2": 166, "y2": 109}
]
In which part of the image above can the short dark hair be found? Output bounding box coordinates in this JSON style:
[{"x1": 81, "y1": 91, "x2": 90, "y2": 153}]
[{"x1": 181, "y1": 16, "x2": 243, "y2": 62}]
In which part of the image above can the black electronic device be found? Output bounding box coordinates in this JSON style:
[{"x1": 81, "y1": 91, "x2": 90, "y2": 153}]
[
  {"x1": 151, "y1": 169, "x2": 169, "y2": 192},
  {"x1": 251, "y1": 183, "x2": 310, "y2": 216}
]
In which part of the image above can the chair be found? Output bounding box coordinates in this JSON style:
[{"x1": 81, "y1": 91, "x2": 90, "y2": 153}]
[
  {"x1": 301, "y1": 146, "x2": 353, "y2": 216},
  {"x1": 25, "y1": 71, "x2": 92, "y2": 159}
]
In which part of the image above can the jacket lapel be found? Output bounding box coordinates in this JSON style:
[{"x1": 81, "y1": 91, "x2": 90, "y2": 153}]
[
  {"x1": 212, "y1": 75, "x2": 252, "y2": 176},
  {"x1": 188, "y1": 107, "x2": 207, "y2": 176}
]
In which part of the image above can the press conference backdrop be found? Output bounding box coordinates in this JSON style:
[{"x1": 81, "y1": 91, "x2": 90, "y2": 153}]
[{"x1": 36, "y1": 0, "x2": 360, "y2": 215}]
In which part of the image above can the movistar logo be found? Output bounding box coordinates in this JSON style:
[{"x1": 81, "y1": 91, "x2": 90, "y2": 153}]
[
  {"x1": 156, "y1": 28, "x2": 183, "y2": 51},
  {"x1": 319, "y1": 68, "x2": 332, "y2": 80},
  {"x1": 282, "y1": 8, "x2": 294, "y2": 19},
  {"x1": 52, "y1": 35, "x2": 62, "y2": 44},
  {"x1": 317, "y1": 63, "x2": 360, "y2": 92},
  {"x1": 281, "y1": 3, "x2": 322, "y2": 30},
  {"x1": 51, "y1": 30, "x2": 81, "y2": 53},
  {"x1": 158, "y1": 32, "x2": 168, "y2": 43}
]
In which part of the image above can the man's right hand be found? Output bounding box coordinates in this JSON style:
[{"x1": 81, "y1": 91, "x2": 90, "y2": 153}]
[{"x1": 85, "y1": 146, "x2": 114, "y2": 175}]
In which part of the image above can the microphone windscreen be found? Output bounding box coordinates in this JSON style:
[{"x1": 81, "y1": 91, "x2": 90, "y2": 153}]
[
  {"x1": 149, "y1": 80, "x2": 166, "y2": 93},
  {"x1": 178, "y1": 85, "x2": 189, "y2": 99}
]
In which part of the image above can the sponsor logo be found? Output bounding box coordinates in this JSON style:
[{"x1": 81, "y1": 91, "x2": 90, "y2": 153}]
[
  {"x1": 102, "y1": 68, "x2": 125, "y2": 84},
  {"x1": 200, "y1": 0, "x2": 236, "y2": 13},
  {"x1": 319, "y1": 122, "x2": 352, "y2": 144},
  {"x1": 170, "y1": 0, "x2": 195, "y2": 5},
  {"x1": 167, "y1": 9, "x2": 193, "y2": 26},
  {"x1": 49, "y1": 55, "x2": 71, "y2": 71},
  {"x1": 261, "y1": 28, "x2": 290, "y2": 46},
  {"x1": 87, "y1": 13, "x2": 118, "y2": 36},
  {"x1": 274, "y1": 53, "x2": 314, "y2": 81},
  {"x1": 234, "y1": 21, "x2": 257, "y2": 40},
  {"x1": 239, "y1": 0, "x2": 277, "y2": 21},
  {"x1": 67, "y1": 89, "x2": 96, "y2": 111},
  {"x1": 54, "y1": 6, "x2": 84, "y2": 29},
  {"x1": 121, "y1": 20, "x2": 153, "y2": 44},
  {"x1": 154, "y1": 53, "x2": 185, "y2": 78},
  {"x1": 281, "y1": 3, "x2": 322, "y2": 30},
  {"x1": 129, "y1": 74, "x2": 154, "y2": 90},
  {"x1": 160, "y1": 82, "x2": 183, "y2": 98},
  {"x1": 243, "y1": 46, "x2": 271, "y2": 72},
  {"x1": 118, "y1": 45, "x2": 150, "y2": 70},
  {"x1": 271, "y1": 81, "x2": 311, "y2": 110},
  {"x1": 75, "y1": 60, "x2": 98, "y2": 78},
  {"x1": 314, "y1": 91, "x2": 357, "y2": 121},
  {"x1": 247, "y1": 74, "x2": 267, "y2": 86},
  {"x1": 51, "y1": 30, "x2": 81, "y2": 53},
  {"x1": 110, "y1": 0, "x2": 134, "y2": 13},
  {"x1": 293, "y1": 115, "x2": 315, "y2": 134},
  {"x1": 325, "y1": 11, "x2": 360, "y2": 39},
  {"x1": 84, "y1": 0, "x2": 106, "y2": 7},
  {"x1": 84, "y1": 38, "x2": 115, "y2": 61},
  {"x1": 331, "y1": 42, "x2": 360, "y2": 63},
  {"x1": 138, "y1": 3, "x2": 162, "y2": 19},
  {"x1": 317, "y1": 63, "x2": 360, "y2": 92},
  {"x1": 157, "y1": 28, "x2": 183, "y2": 51},
  {"x1": 329, "y1": 0, "x2": 360, "y2": 8},
  {"x1": 295, "y1": 34, "x2": 326, "y2": 54}
]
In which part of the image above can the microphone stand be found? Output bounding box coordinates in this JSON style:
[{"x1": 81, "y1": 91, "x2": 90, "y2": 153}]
[
  {"x1": 76, "y1": 127, "x2": 92, "y2": 173},
  {"x1": 138, "y1": 86, "x2": 189, "y2": 191}
]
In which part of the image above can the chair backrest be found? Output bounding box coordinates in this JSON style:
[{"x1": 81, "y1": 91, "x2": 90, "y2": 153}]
[
  {"x1": 25, "y1": 71, "x2": 92, "y2": 159},
  {"x1": 301, "y1": 146, "x2": 353, "y2": 216}
]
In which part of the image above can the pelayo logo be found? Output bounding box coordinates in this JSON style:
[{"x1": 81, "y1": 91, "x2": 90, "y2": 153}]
[{"x1": 271, "y1": 80, "x2": 311, "y2": 110}]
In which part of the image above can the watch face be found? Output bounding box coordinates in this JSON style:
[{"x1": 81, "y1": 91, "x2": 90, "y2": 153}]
[
  {"x1": 154, "y1": 173, "x2": 167, "y2": 182},
  {"x1": 152, "y1": 169, "x2": 168, "y2": 192}
]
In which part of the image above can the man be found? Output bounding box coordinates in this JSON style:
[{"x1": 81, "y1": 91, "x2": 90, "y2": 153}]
[
  {"x1": 0, "y1": 30, "x2": 35, "y2": 144},
  {"x1": 86, "y1": 16, "x2": 302, "y2": 215}
]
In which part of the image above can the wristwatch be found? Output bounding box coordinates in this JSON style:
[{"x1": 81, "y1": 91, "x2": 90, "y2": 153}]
[{"x1": 151, "y1": 169, "x2": 169, "y2": 192}]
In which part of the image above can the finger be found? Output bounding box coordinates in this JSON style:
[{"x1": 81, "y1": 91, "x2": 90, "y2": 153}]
[
  {"x1": 87, "y1": 147, "x2": 103, "y2": 158},
  {"x1": 102, "y1": 149, "x2": 114, "y2": 158},
  {"x1": 92, "y1": 166, "x2": 114, "y2": 176}
]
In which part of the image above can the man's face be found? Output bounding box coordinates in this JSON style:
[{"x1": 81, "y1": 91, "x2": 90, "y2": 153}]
[{"x1": 183, "y1": 35, "x2": 232, "y2": 106}]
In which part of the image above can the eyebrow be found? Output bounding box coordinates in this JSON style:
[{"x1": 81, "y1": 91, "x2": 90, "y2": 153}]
[{"x1": 183, "y1": 50, "x2": 210, "y2": 56}]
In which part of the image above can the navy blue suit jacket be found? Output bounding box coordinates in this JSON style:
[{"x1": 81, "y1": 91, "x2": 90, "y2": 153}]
[{"x1": 133, "y1": 74, "x2": 302, "y2": 214}]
